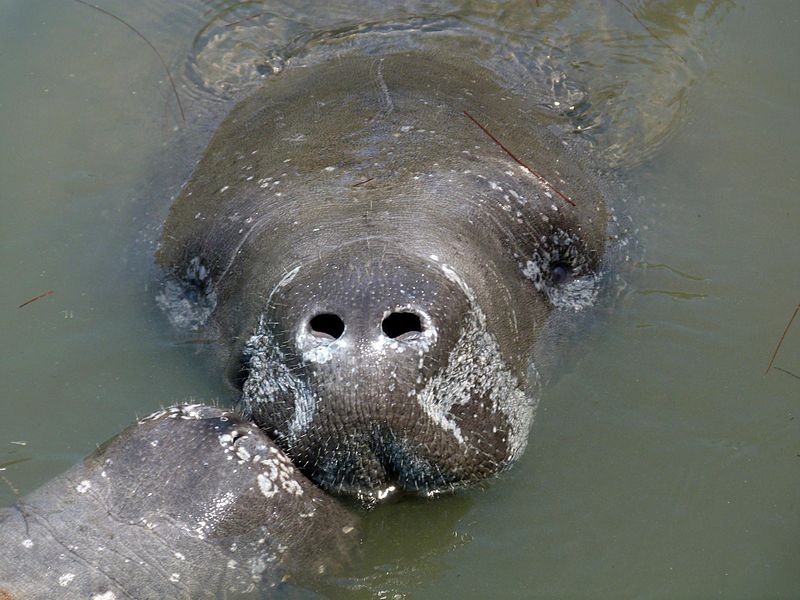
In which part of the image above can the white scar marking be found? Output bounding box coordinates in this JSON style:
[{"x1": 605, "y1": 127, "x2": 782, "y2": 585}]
[
  {"x1": 242, "y1": 314, "x2": 316, "y2": 439},
  {"x1": 194, "y1": 491, "x2": 236, "y2": 538},
  {"x1": 76, "y1": 480, "x2": 92, "y2": 494},
  {"x1": 214, "y1": 213, "x2": 287, "y2": 288},
  {"x1": 302, "y1": 343, "x2": 336, "y2": 365},
  {"x1": 290, "y1": 384, "x2": 316, "y2": 436},
  {"x1": 250, "y1": 557, "x2": 268, "y2": 582},
  {"x1": 257, "y1": 473, "x2": 278, "y2": 498},
  {"x1": 243, "y1": 264, "x2": 313, "y2": 437},
  {"x1": 270, "y1": 266, "x2": 301, "y2": 304},
  {"x1": 281, "y1": 477, "x2": 303, "y2": 496},
  {"x1": 139, "y1": 404, "x2": 210, "y2": 425},
  {"x1": 414, "y1": 264, "x2": 536, "y2": 461},
  {"x1": 58, "y1": 573, "x2": 75, "y2": 586},
  {"x1": 254, "y1": 450, "x2": 304, "y2": 498}
]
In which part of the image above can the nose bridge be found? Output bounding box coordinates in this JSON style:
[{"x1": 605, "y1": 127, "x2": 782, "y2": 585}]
[
  {"x1": 264, "y1": 248, "x2": 473, "y2": 376},
  {"x1": 337, "y1": 258, "x2": 438, "y2": 334}
]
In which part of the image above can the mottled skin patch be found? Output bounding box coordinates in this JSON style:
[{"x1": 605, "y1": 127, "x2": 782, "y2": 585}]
[
  {"x1": 0, "y1": 406, "x2": 358, "y2": 599},
  {"x1": 157, "y1": 52, "x2": 608, "y2": 499}
]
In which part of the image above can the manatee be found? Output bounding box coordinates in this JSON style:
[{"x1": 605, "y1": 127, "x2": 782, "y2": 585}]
[
  {"x1": 157, "y1": 52, "x2": 608, "y2": 499},
  {"x1": 0, "y1": 405, "x2": 358, "y2": 599},
  {"x1": 0, "y1": 43, "x2": 609, "y2": 598}
]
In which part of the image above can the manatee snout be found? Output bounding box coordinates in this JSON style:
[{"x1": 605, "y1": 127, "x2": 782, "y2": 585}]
[{"x1": 237, "y1": 247, "x2": 516, "y2": 497}]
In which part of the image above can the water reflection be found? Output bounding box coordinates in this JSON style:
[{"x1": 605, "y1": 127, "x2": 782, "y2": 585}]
[{"x1": 186, "y1": 0, "x2": 729, "y2": 167}]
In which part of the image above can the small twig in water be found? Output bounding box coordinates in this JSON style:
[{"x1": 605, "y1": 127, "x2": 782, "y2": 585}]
[
  {"x1": 765, "y1": 303, "x2": 800, "y2": 375},
  {"x1": 774, "y1": 367, "x2": 800, "y2": 381},
  {"x1": 612, "y1": 0, "x2": 686, "y2": 64},
  {"x1": 352, "y1": 177, "x2": 374, "y2": 188},
  {"x1": 72, "y1": 0, "x2": 186, "y2": 123},
  {"x1": 0, "y1": 475, "x2": 19, "y2": 497},
  {"x1": 18, "y1": 290, "x2": 54, "y2": 309},
  {"x1": 463, "y1": 110, "x2": 576, "y2": 207},
  {"x1": 225, "y1": 12, "x2": 266, "y2": 28},
  {"x1": 175, "y1": 338, "x2": 218, "y2": 345},
  {"x1": 0, "y1": 457, "x2": 31, "y2": 470}
]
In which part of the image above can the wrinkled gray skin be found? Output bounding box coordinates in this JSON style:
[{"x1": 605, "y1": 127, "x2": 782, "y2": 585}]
[
  {"x1": 0, "y1": 405, "x2": 358, "y2": 599},
  {"x1": 158, "y1": 52, "x2": 608, "y2": 499}
]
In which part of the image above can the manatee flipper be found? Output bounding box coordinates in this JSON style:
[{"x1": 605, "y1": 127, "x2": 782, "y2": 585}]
[{"x1": 0, "y1": 405, "x2": 359, "y2": 599}]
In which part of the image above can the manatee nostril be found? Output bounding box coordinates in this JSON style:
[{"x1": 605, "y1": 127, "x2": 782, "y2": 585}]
[
  {"x1": 382, "y1": 311, "x2": 424, "y2": 340},
  {"x1": 309, "y1": 313, "x2": 345, "y2": 340}
]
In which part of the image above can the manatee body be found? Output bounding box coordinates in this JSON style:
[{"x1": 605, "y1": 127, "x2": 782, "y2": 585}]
[
  {"x1": 158, "y1": 52, "x2": 608, "y2": 499},
  {"x1": 0, "y1": 406, "x2": 358, "y2": 599}
]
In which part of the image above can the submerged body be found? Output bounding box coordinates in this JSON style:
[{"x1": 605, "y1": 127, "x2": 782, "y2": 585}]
[{"x1": 158, "y1": 52, "x2": 608, "y2": 498}]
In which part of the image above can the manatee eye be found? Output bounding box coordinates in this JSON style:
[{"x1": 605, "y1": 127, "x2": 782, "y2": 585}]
[
  {"x1": 309, "y1": 313, "x2": 345, "y2": 340},
  {"x1": 550, "y1": 263, "x2": 572, "y2": 285}
]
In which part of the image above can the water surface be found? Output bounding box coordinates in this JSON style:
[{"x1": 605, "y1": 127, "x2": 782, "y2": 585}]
[{"x1": 1, "y1": 1, "x2": 797, "y2": 598}]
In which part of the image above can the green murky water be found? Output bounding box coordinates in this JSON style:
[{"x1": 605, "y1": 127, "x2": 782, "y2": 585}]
[{"x1": 1, "y1": 1, "x2": 797, "y2": 598}]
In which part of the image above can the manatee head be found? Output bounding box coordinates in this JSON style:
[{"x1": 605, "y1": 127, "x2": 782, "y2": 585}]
[
  {"x1": 234, "y1": 244, "x2": 539, "y2": 499},
  {"x1": 157, "y1": 53, "x2": 608, "y2": 501}
]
